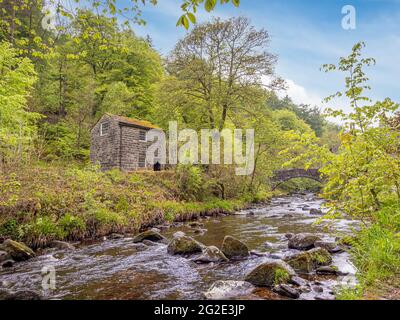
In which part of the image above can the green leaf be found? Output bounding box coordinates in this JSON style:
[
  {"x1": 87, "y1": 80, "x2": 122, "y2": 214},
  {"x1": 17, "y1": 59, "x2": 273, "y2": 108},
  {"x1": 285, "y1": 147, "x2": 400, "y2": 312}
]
[
  {"x1": 187, "y1": 12, "x2": 196, "y2": 24},
  {"x1": 205, "y1": 0, "x2": 217, "y2": 12},
  {"x1": 232, "y1": 0, "x2": 240, "y2": 7}
]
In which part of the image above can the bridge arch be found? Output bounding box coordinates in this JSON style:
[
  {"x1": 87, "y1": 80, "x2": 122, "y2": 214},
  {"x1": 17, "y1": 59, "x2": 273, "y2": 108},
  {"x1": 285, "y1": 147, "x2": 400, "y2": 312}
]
[{"x1": 271, "y1": 168, "x2": 323, "y2": 190}]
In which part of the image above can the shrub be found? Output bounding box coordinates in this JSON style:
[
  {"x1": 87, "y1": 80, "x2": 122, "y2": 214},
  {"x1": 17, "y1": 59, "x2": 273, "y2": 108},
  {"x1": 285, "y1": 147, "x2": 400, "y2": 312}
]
[
  {"x1": 58, "y1": 214, "x2": 86, "y2": 240},
  {"x1": 176, "y1": 164, "x2": 203, "y2": 201},
  {"x1": 0, "y1": 218, "x2": 19, "y2": 239},
  {"x1": 20, "y1": 216, "x2": 62, "y2": 248}
]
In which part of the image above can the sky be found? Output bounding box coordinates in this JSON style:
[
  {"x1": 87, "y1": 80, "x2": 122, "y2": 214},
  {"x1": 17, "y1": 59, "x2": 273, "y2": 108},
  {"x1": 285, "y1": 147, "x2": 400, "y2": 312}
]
[{"x1": 129, "y1": 0, "x2": 400, "y2": 113}]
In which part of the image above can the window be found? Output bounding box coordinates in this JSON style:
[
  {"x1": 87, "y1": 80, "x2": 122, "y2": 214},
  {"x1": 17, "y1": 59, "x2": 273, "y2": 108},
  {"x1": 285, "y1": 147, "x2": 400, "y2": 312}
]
[
  {"x1": 100, "y1": 122, "x2": 110, "y2": 136},
  {"x1": 138, "y1": 152, "x2": 146, "y2": 168},
  {"x1": 139, "y1": 130, "x2": 147, "y2": 142}
]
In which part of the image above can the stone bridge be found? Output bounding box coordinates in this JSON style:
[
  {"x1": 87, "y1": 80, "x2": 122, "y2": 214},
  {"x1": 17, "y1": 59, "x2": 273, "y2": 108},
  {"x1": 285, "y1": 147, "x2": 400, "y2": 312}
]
[{"x1": 271, "y1": 168, "x2": 323, "y2": 190}]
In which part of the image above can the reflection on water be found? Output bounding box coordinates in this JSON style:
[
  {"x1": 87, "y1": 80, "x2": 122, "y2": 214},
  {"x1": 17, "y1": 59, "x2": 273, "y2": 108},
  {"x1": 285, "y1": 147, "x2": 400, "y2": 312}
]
[{"x1": 0, "y1": 194, "x2": 358, "y2": 300}]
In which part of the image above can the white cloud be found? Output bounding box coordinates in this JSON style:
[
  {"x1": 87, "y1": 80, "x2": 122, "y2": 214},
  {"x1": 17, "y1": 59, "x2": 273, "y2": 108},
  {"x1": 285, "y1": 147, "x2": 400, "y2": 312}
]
[{"x1": 278, "y1": 79, "x2": 323, "y2": 107}]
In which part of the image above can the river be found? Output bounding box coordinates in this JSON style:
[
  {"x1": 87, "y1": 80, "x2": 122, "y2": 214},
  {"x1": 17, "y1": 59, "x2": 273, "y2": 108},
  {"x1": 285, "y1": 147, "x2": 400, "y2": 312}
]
[{"x1": 0, "y1": 194, "x2": 358, "y2": 300}]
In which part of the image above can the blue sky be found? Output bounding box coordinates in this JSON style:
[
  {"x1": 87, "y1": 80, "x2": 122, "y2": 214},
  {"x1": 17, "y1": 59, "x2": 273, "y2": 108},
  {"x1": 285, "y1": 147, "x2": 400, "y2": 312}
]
[{"x1": 131, "y1": 0, "x2": 400, "y2": 112}]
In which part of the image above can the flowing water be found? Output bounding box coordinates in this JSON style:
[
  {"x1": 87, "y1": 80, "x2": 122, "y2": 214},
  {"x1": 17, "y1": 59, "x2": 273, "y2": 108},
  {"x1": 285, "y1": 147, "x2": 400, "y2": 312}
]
[{"x1": 0, "y1": 194, "x2": 358, "y2": 300}]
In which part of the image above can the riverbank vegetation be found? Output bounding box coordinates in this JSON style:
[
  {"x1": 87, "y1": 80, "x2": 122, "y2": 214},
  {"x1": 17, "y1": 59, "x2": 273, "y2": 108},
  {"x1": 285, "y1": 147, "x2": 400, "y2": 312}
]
[{"x1": 284, "y1": 42, "x2": 400, "y2": 299}]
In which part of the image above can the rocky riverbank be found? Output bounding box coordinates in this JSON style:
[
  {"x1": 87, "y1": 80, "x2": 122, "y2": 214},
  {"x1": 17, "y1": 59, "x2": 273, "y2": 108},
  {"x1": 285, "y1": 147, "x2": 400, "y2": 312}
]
[{"x1": 0, "y1": 194, "x2": 358, "y2": 300}]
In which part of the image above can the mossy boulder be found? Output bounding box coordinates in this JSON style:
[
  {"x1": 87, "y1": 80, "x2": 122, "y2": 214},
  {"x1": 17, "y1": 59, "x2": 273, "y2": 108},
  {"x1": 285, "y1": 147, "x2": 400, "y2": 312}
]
[
  {"x1": 285, "y1": 252, "x2": 314, "y2": 273},
  {"x1": 285, "y1": 248, "x2": 332, "y2": 273},
  {"x1": 221, "y1": 236, "x2": 249, "y2": 259},
  {"x1": 194, "y1": 246, "x2": 229, "y2": 263},
  {"x1": 167, "y1": 236, "x2": 203, "y2": 255},
  {"x1": 308, "y1": 248, "x2": 332, "y2": 266},
  {"x1": 245, "y1": 260, "x2": 295, "y2": 287},
  {"x1": 132, "y1": 230, "x2": 168, "y2": 244},
  {"x1": 288, "y1": 233, "x2": 321, "y2": 250},
  {"x1": 1, "y1": 240, "x2": 35, "y2": 262},
  {"x1": 314, "y1": 241, "x2": 344, "y2": 254}
]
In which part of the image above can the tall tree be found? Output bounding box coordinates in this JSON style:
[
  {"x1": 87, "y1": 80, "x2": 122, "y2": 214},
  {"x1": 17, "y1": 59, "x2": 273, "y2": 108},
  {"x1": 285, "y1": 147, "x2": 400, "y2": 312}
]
[{"x1": 165, "y1": 17, "x2": 282, "y2": 130}]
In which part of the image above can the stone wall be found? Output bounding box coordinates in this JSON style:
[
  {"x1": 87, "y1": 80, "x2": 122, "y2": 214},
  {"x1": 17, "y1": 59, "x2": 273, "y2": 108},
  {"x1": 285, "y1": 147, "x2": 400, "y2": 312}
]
[
  {"x1": 90, "y1": 115, "x2": 120, "y2": 171},
  {"x1": 90, "y1": 114, "x2": 154, "y2": 171}
]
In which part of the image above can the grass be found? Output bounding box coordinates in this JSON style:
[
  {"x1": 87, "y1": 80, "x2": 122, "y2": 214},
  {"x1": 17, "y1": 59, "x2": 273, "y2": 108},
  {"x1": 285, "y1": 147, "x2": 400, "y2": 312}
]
[
  {"x1": 273, "y1": 268, "x2": 290, "y2": 286},
  {"x1": 337, "y1": 202, "x2": 400, "y2": 300},
  {"x1": 0, "y1": 162, "x2": 264, "y2": 248}
]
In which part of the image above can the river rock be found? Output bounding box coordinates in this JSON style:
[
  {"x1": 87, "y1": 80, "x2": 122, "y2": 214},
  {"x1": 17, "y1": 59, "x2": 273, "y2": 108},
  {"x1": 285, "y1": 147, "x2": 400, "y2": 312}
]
[
  {"x1": 173, "y1": 231, "x2": 185, "y2": 239},
  {"x1": 245, "y1": 260, "x2": 295, "y2": 287},
  {"x1": 285, "y1": 233, "x2": 294, "y2": 239},
  {"x1": 0, "y1": 289, "x2": 41, "y2": 300},
  {"x1": 204, "y1": 281, "x2": 255, "y2": 300},
  {"x1": 188, "y1": 222, "x2": 204, "y2": 228},
  {"x1": 314, "y1": 241, "x2": 344, "y2": 254},
  {"x1": 308, "y1": 247, "x2": 332, "y2": 265},
  {"x1": 289, "y1": 276, "x2": 308, "y2": 287},
  {"x1": 316, "y1": 266, "x2": 347, "y2": 276},
  {"x1": 250, "y1": 250, "x2": 269, "y2": 257},
  {"x1": 48, "y1": 240, "x2": 75, "y2": 251},
  {"x1": 193, "y1": 246, "x2": 229, "y2": 263},
  {"x1": 167, "y1": 236, "x2": 203, "y2": 255},
  {"x1": 1, "y1": 240, "x2": 35, "y2": 262},
  {"x1": 142, "y1": 240, "x2": 158, "y2": 246},
  {"x1": 193, "y1": 228, "x2": 207, "y2": 235},
  {"x1": 2, "y1": 260, "x2": 14, "y2": 268},
  {"x1": 313, "y1": 285, "x2": 324, "y2": 293},
  {"x1": 288, "y1": 233, "x2": 321, "y2": 250},
  {"x1": 285, "y1": 252, "x2": 313, "y2": 273},
  {"x1": 0, "y1": 250, "x2": 11, "y2": 263},
  {"x1": 285, "y1": 248, "x2": 332, "y2": 272},
  {"x1": 273, "y1": 284, "x2": 300, "y2": 299},
  {"x1": 109, "y1": 233, "x2": 124, "y2": 239},
  {"x1": 221, "y1": 236, "x2": 249, "y2": 259},
  {"x1": 132, "y1": 230, "x2": 168, "y2": 244},
  {"x1": 154, "y1": 224, "x2": 170, "y2": 231},
  {"x1": 309, "y1": 208, "x2": 323, "y2": 215}
]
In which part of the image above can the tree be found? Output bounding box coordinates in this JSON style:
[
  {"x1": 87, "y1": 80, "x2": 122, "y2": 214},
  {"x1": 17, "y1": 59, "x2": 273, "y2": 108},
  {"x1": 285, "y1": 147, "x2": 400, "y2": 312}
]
[
  {"x1": 0, "y1": 41, "x2": 40, "y2": 168},
  {"x1": 165, "y1": 17, "x2": 281, "y2": 130},
  {"x1": 283, "y1": 42, "x2": 400, "y2": 221}
]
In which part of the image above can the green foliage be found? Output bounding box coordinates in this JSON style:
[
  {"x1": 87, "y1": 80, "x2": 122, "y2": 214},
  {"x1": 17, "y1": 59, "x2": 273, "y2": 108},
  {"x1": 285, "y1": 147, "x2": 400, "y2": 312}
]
[
  {"x1": 20, "y1": 216, "x2": 62, "y2": 248},
  {"x1": 352, "y1": 208, "x2": 400, "y2": 285},
  {"x1": 58, "y1": 214, "x2": 86, "y2": 240},
  {"x1": 273, "y1": 268, "x2": 290, "y2": 285},
  {"x1": 273, "y1": 109, "x2": 312, "y2": 134},
  {"x1": 0, "y1": 219, "x2": 19, "y2": 240},
  {"x1": 282, "y1": 42, "x2": 400, "y2": 298},
  {"x1": 176, "y1": 164, "x2": 203, "y2": 201},
  {"x1": 336, "y1": 286, "x2": 363, "y2": 300},
  {"x1": 0, "y1": 41, "x2": 41, "y2": 166},
  {"x1": 283, "y1": 42, "x2": 400, "y2": 221}
]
